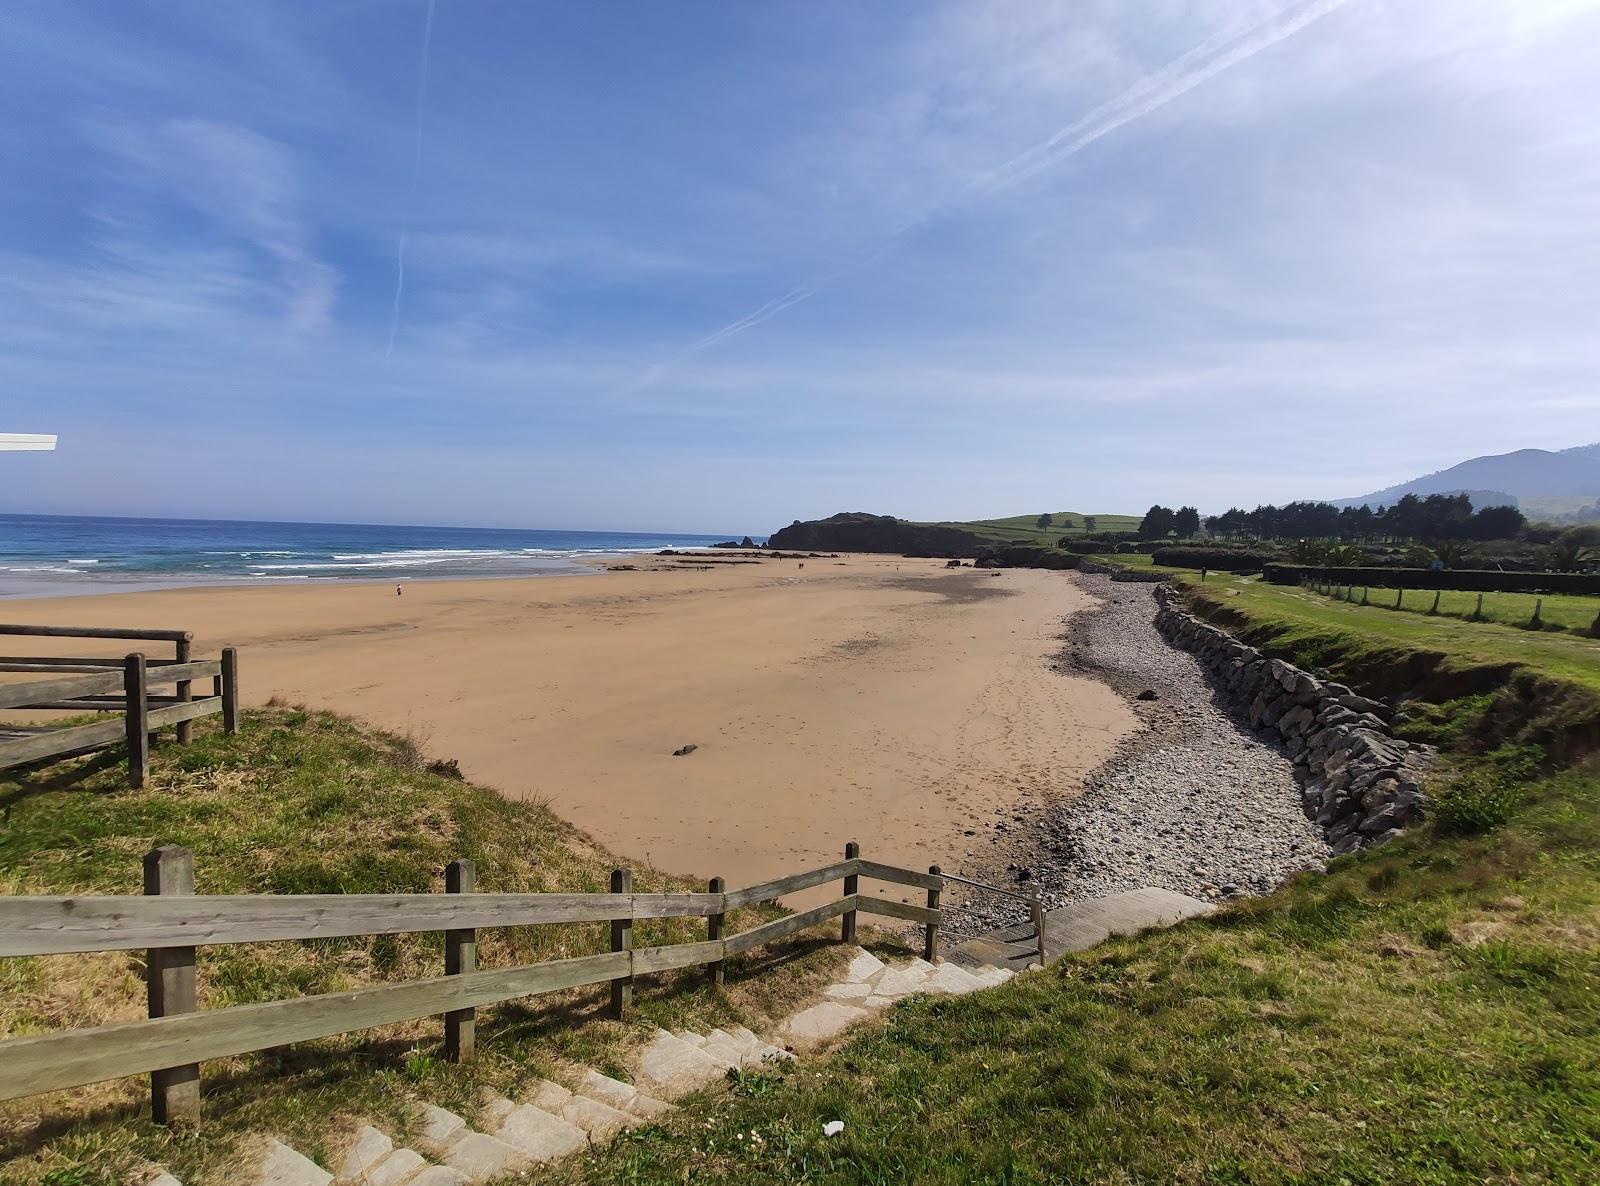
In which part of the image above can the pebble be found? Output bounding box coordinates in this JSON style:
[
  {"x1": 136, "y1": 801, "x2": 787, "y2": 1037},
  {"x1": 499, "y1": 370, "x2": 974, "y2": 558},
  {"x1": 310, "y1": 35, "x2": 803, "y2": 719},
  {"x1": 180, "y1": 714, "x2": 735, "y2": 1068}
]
[{"x1": 946, "y1": 573, "x2": 1330, "y2": 936}]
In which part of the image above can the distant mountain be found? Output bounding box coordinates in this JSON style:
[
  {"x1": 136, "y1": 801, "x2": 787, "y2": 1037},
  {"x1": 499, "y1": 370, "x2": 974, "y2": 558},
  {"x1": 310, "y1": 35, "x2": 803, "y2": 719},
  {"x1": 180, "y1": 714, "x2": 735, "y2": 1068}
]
[{"x1": 1337, "y1": 444, "x2": 1600, "y2": 512}]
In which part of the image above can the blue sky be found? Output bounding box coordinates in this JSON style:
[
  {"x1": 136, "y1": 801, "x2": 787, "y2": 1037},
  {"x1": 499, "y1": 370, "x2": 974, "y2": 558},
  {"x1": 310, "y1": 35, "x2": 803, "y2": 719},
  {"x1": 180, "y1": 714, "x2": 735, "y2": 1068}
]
[{"x1": 3, "y1": 0, "x2": 1598, "y2": 533}]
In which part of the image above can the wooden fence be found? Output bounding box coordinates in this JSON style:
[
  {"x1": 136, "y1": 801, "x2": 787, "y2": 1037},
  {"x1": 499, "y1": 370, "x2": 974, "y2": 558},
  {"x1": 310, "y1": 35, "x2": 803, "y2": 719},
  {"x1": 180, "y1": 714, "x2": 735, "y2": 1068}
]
[
  {"x1": 0, "y1": 624, "x2": 237, "y2": 785},
  {"x1": 0, "y1": 845, "x2": 966, "y2": 1123}
]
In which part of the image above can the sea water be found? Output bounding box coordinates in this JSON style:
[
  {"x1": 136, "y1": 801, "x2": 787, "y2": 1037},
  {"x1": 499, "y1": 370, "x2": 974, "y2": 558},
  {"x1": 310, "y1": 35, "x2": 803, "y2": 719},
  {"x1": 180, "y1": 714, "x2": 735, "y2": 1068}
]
[{"x1": 0, "y1": 514, "x2": 751, "y2": 598}]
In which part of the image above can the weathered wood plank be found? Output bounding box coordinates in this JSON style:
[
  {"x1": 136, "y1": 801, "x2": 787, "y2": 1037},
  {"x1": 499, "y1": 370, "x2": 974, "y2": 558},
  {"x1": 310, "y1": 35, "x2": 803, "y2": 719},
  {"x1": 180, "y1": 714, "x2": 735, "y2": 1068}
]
[
  {"x1": 0, "y1": 951, "x2": 630, "y2": 1101},
  {"x1": 0, "y1": 669, "x2": 128, "y2": 710},
  {"x1": 0, "y1": 892, "x2": 723, "y2": 956},
  {"x1": 722, "y1": 860, "x2": 857, "y2": 911},
  {"x1": 723, "y1": 897, "x2": 852, "y2": 956},
  {"x1": 0, "y1": 624, "x2": 190, "y2": 643},
  {"x1": 0, "y1": 718, "x2": 126, "y2": 769},
  {"x1": 855, "y1": 896, "x2": 940, "y2": 926},
  {"x1": 142, "y1": 660, "x2": 220, "y2": 686},
  {"x1": 632, "y1": 939, "x2": 724, "y2": 975},
  {"x1": 857, "y1": 859, "x2": 944, "y2": 891},
  {"x1": 146, "y1": 699, "x2": 222, "y2": 730},
  {"x1": 0, "y1": 659, "x2": 127, "y2": 672}
]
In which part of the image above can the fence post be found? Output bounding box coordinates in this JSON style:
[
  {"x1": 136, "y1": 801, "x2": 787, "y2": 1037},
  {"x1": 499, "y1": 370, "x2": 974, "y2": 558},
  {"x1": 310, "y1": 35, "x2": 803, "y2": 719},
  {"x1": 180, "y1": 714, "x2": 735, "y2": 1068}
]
[
  {"x1": 124, "y1": 653, "x2": 148, "y2": 788},
  {"x1": 1429, "y1": 590, "x2": 1441, "y2": 615},
  {"x1": 144, "y1": 845, "x2": 199, "y2": 1123},
  {"x1": 1470, "y1": 593, "x2": 1484, "y2": 621},
  {"x1": 1395, "y1": 588, "x2": 1403, "y2": 610},
  {"x1": 174, "y1": 635, "x2": 194, "y2": 745},
  {"x1": 609, "y1": 867, "x2": 632, "y2": 1019},
  {"x1": 841, "y1": 841, "x2": 859, "y2": 943},
  {"x1": 923, "y1": 865, "x2": 941, "y2": 962},
  {"x1": 1029, "y1": 892, "x2": 1047, "y2": 969},
  {"x1": 1530, "y1": 599, "x2": 1543, "y2": 630},
  {"x1": 443, "y1": 858, "x2": 476, "y2": 1062},
  {"x1": 707, "y1": 876, "x2": 725, "y2": 988},
  {"x1": 220, "y1": 647, "x2": 239, "y2": 734}
]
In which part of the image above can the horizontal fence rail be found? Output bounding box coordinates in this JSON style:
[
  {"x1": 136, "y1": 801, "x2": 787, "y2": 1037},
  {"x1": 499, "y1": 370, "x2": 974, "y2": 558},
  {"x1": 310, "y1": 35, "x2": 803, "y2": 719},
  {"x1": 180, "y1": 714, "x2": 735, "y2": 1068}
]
[
  {"x1": 0, "y1": 640, "x2": 237, "y2": 783},
  {"x1": 0, "y1": 845, "x2": 944, "y2": 1117}
]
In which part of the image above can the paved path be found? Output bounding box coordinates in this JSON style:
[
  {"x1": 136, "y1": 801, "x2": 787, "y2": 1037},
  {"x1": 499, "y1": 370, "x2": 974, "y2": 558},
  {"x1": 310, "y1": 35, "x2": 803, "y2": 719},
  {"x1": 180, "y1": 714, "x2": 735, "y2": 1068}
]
[{"x1": 951, "y1": 886, "x2": 1215, "y2": 969}]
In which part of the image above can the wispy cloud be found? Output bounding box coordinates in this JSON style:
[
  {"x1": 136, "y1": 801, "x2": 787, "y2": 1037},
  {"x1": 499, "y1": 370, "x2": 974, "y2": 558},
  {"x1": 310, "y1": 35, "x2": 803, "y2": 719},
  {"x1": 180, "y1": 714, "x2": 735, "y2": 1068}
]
[
  {"x1": 636, "y1": 0, "x2": 1351, "y2": 385},
  {"x1": 85, "y1": 117, "x2": 338, "y2": 332}
]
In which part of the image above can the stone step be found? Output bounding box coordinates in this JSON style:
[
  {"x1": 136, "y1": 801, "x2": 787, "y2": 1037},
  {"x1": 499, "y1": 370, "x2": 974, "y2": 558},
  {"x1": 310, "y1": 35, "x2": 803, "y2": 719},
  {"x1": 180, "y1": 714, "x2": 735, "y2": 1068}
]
[
  {"x1": 842, "y1": 948, "x2": 887, "y2": 983},
  {"x1": 361, "y1": 1148, "x2": 434, "y2": 1186},
  {"x1": 635, "y1": 1028, "x2": 731, "y2": 1097},
  {"x1": 249, "y1": 1138, "x2": 334, "y2": 1186},
  {"x1": 575, "y1": 1068, "x2": 677, "y2": 1120},
  {"x1": 435, "y1": 1131, "x2": 527, "y2": 1182},
  {"x1": 558, "y1": 1093, "x2": 637, "y2": 1139},
  {"x1": 487, "y1": 1102, "x2": 588, "y2": 1162},
  {"x1": 779, "y1": 1001, "x2": 869, "y2": 1045}
]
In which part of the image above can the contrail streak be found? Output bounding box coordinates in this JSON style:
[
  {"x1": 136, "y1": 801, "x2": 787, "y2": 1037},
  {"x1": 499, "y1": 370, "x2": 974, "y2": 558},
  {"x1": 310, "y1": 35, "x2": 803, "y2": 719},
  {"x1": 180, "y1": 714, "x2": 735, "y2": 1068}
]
[
  {"x1": 640, "y1": 0, "x2": 1349, "y2": 384},
  {"x1": 386, "y1": 0, "x2": 437, "y2": 359}
]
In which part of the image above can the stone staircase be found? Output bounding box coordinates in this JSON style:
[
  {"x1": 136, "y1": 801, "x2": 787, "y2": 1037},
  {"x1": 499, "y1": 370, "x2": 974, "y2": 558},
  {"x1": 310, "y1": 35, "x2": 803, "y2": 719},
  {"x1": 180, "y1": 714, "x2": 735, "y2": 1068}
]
[{"x1": 138, "y1": 948, "x2": 1017, "y2": 1186}]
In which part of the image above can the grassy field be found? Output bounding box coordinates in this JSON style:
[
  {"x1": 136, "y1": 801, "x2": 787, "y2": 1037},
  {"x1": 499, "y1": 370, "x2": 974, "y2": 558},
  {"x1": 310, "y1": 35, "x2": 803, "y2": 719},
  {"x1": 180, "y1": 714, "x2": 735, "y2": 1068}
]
[
  {"x1": 1175, "y1": 574, "x2": 1600, "y2": 701},
  {"x1": 925, "y1": 512, "x2": 1142, "y2": 546},
  {"x1": 0, "y1": 709, "x2": 862, "y2": 1186},
  {"x1": 1306, "y1": 583, "x2": 1600, "y2": 635}
]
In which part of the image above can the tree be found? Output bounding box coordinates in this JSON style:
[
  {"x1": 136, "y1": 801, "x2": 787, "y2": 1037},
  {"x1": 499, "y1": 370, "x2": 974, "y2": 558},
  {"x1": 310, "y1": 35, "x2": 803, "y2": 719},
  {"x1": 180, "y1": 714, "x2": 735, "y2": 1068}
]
[
  {"x1": 1035, "y1": 513, "x2": 1052, "y2": 531},
  {"x1": 1082, "y1": 515, "x2": 1097, "y2": 533},
  {"x1": 1434, "y1": 540, "x2": 1473, "y2": 569},
  {"x1": 1138, "y1": 505, "x2": 1176, "y2": 540},
  {"x1": 1174, "y1": 506, "x2": 1200, "y2": 538},
  {"x1": 1467, "y1": 504, "x2": 1525, "y2": 541}
]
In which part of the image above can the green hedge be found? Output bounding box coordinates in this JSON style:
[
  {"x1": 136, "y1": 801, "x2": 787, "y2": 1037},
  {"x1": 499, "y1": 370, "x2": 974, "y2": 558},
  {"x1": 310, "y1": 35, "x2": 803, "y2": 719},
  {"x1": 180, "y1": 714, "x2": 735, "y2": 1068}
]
[{"x1": 1151, "y1": 547, "x2": 1271, "y2": 571}]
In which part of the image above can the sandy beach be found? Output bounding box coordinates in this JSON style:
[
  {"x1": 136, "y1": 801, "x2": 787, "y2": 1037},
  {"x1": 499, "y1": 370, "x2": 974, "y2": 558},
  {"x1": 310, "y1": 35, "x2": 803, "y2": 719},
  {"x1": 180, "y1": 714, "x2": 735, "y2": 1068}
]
[{"x1": 0, "y1": 556, "x2": 1136, "y2": 899}]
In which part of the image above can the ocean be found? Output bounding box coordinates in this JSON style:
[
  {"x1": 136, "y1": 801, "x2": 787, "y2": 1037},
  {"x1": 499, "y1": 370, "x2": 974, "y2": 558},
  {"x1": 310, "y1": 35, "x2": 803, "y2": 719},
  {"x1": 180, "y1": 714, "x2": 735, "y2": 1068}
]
[{"x1": 0, "y1": 514, "x2": 749, "y2": 599}]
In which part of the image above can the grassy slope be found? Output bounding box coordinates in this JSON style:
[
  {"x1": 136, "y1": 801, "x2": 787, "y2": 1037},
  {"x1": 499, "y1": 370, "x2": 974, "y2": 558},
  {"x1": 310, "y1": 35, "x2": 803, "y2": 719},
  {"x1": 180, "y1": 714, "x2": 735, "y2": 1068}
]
[
  {"x1": 550, "y1": 575, "x2": 1600, "y2": 1186},
  {"x1": 0, "y1": 709, "x2": 856, "y2": 1186},
  {"x1": 924, "y1": 513, "x2": 1142, "y2": 546}
]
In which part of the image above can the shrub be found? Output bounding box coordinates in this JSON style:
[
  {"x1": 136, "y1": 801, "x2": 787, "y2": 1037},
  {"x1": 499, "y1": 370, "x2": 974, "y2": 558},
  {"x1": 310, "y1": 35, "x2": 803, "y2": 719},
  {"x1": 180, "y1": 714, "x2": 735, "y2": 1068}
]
[
  {"x1": 1431, "y1": 745, "x2": 1541, "y2": 834},
  {"x1": 1150, "y1": 547, "x2": 1271, "y2": 571}
]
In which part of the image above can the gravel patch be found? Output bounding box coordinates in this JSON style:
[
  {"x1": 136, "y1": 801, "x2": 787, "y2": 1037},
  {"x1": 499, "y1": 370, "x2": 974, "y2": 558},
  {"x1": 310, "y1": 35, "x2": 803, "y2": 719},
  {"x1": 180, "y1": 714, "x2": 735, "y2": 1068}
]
[{"x1": 947, "y1": 571, "x2": 1329, "y2": 936}]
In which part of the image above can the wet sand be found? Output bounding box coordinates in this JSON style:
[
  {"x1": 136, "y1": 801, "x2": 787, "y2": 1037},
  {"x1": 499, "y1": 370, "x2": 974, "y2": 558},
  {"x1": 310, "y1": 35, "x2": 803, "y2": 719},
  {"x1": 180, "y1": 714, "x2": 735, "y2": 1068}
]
[{"x1": 0, "y1": 556, "x2": 1137, "y2": 900}]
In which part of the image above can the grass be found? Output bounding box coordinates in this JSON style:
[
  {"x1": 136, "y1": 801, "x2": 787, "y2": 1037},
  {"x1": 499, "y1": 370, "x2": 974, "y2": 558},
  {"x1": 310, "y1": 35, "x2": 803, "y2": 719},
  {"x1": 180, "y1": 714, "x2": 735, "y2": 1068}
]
[
  {"x1": 0, "y1": 708, "x2": 864, "y2": 1186},
  {"x1": 922, "y1": 512, "x2": 1142, "y2": 547},
  {"x1": 554, "y1": 763, "x2": 1600, "y2": 1186},
  {"x1": 1174, "y1": 574, "x2": 1600, "y2": 702},
  {"x1": 1306, "y1": 583, "x2": 1600, "y2": 635}
]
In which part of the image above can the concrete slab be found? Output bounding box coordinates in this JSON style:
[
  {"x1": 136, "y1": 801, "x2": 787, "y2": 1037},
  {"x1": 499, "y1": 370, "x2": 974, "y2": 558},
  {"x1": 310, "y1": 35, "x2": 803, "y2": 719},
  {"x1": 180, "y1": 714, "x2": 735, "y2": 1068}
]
[
  {"x1": 250, "y1": 1138, "x2": 333, "y2": 1186},
  {"x1": 779, "y1": 1001, "x2": 869, "y2": 1045},
  {"x1": 492, "y1": 1103, "x2": 587, "y2": 1161},
  {"x1": 335, "y1": 1125, "x2": 392, "y2": 1181},
  {"x1": 843, "y1": 949, "x2": 887, "y2": 983},
  {"x1": 635, "y1": 1029, "x2": 728, "y2": 1096},
  {"x1": 530, "y1": 1079, "x2": 572, "y2": 1112},
  {"x1": 923, "y1": 962, "x2": 986, "y2": 995},
  {"x1": 438, "y1": 1131, "x2": 526, "y2": 1181},
  {"x1": 412, "y1": 1104, "x2": 468, "y2": 1151},
  {"x1": 824, "y1": 981, "x2": 873, "y2": 1000},
  {"x1": 560, "y1": 1094, "x2": 636, "y2": 1139},
  {"x1": 364, "y1": 1149, "x2": 430, "y2": 1186},
  {"x1": 405, "y1": 1168, "x2": 469, "y2": 1186},
  {"x1": 954, "y1": 887, "x2": 1216, "y2": 969},
  {"x1": 577, "y1": 1069, "x2": 640, "y2": 1111}
]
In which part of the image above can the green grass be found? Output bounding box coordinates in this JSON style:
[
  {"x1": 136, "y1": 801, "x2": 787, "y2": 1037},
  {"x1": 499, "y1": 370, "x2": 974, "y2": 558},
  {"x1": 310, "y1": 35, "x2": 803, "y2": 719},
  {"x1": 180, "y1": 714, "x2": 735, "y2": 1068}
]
[
  {"x1": 1180, "y1": 574, "x2": 1600, "y2": 699},
  {"x1": 1306, "y1": 583, "x2": 1600, "y2": 635},
  {"x1": 922, "y1": 512, "x2": 1141, "y2": 546},
  {"x1": 0, "y1": 709, "x2": 856, "y2": 1186},
  {"x1": 555, "y1": 764, "x2": 1600, "y2": 1186}
]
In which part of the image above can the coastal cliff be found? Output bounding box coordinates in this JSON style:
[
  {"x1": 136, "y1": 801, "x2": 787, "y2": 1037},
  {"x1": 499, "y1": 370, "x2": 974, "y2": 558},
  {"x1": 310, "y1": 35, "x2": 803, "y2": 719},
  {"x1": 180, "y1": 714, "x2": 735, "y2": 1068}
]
[{"x1": 767, "y1": 512, "x2": 987, "y2": 556}]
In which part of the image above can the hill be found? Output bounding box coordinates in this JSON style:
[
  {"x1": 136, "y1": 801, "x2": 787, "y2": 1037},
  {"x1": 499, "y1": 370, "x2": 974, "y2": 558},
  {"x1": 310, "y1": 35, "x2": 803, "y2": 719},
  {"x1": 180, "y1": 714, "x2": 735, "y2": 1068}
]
[
  {"x1": 766, "y1": 510, "x2": 1140, "y2": 554},
  {"x1": 1337, "y1": 443, "x2": 1600, "y2": 513}
]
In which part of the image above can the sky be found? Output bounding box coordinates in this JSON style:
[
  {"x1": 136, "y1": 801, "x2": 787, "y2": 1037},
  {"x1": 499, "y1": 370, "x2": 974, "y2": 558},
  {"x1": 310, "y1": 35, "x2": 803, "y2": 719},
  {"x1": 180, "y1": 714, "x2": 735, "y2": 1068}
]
[{"x1": 2, "y1": 0, "x2": 1599, "y2": 533}]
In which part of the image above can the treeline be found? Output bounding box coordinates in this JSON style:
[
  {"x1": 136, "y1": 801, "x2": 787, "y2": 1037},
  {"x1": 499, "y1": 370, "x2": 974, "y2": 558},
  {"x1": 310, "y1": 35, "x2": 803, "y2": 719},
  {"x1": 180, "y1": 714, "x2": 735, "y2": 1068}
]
[{"x1": 1177, "y1": 494, "x2": 1526, "y2": 543}]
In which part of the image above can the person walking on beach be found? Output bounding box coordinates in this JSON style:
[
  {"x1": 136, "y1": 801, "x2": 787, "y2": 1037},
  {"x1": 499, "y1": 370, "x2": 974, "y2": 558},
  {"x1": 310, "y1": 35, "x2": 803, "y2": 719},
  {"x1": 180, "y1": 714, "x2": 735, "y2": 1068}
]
[{"x1": 396, "y1": 584, "x2": 403, "y2": 596}]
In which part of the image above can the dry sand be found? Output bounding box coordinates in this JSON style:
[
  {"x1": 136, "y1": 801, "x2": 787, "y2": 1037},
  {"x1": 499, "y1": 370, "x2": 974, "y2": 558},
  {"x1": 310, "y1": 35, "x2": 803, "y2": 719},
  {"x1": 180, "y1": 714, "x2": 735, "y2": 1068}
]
[{"x1": 0, "y1": 556, "x2": 1137, "y2": 901}]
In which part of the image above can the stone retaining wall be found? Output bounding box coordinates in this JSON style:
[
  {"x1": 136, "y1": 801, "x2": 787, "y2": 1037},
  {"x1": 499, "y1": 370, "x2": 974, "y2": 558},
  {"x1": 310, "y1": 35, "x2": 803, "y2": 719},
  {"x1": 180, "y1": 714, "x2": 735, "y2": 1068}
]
[{"x1": 1153, "y1": 586, "x2": 1430, "y2": 853}]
